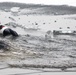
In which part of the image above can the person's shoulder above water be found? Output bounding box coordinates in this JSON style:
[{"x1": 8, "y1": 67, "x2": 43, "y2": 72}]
[{"x1": 0, "y1": 25, "x2": 18, "y2": 37}]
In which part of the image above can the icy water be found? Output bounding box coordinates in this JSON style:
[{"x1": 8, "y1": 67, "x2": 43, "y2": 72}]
[
  {"x1": 0, "y1": 14, "x2": 76, "y2": 74},
  {"x1": 0, "y1": 27, "x2": 76, "y2": 72}
]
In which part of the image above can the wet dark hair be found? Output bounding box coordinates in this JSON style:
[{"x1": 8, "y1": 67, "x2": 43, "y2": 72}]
[{"x1": 0, "y1": 25, "x2": 3, "y2": 29}]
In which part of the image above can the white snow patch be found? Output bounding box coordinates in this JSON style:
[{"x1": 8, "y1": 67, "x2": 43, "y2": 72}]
[{"x1": 10, "y1": 7, "x2": 20, "y2": 12}]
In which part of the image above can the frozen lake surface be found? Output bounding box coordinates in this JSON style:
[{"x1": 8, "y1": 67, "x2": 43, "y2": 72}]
[{"x1": 0, "y1": 4, "x2": 76, "y2": 74}]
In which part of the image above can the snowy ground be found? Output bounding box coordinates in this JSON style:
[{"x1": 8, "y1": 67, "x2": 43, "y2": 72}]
[{"x1": 0, "y1": 6, "x2": 76, "y2": 74}]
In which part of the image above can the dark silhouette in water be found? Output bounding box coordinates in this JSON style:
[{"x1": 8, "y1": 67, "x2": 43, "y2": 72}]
[{"x1": 0, "y1": 25, "x2": 18, "y2": 37}]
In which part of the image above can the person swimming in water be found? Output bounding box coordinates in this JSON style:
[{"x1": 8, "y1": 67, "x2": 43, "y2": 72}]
[{"x1": 0, "y1": 25, "x2": 18, "y2": 37}]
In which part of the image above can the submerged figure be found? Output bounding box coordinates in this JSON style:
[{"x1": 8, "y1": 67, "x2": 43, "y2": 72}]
[{"x1": 0, "y1": 25, "x2": 18, "y2": 37}]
